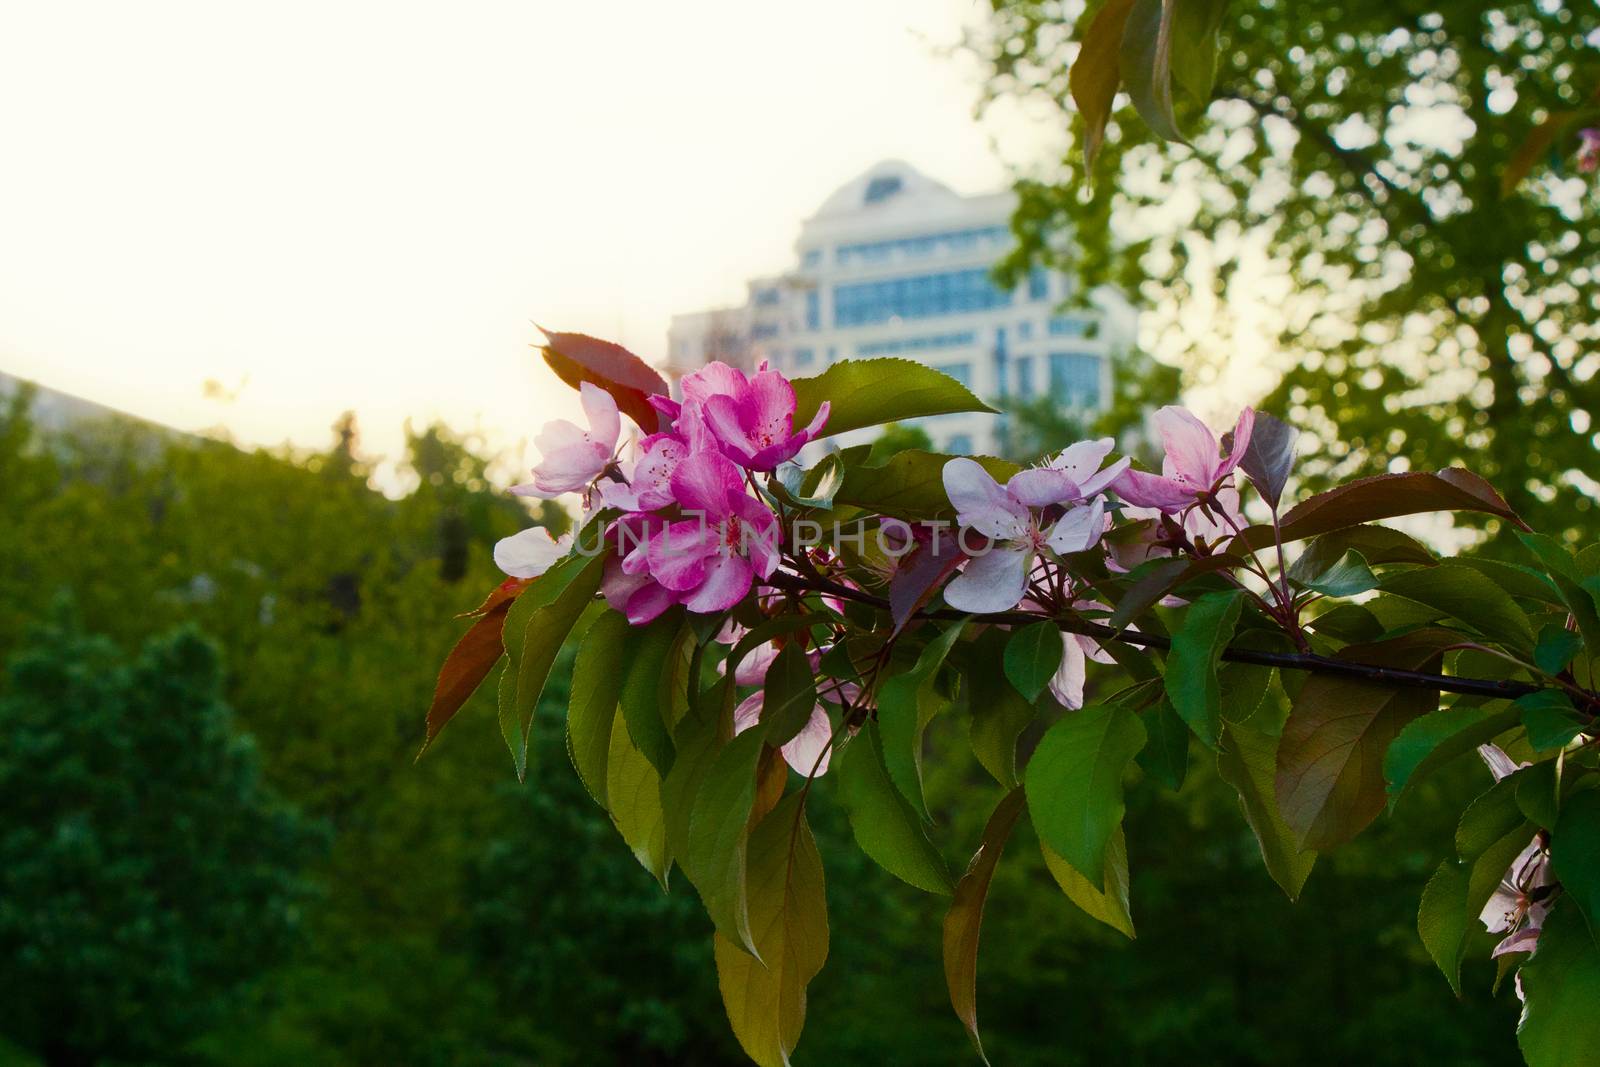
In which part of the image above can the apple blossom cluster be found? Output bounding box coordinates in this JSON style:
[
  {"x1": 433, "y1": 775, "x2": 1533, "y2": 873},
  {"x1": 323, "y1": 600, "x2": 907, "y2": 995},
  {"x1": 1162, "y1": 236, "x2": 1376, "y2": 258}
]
[{"x1": 494, "y1": 362, "x2": 830, "y2": 625}]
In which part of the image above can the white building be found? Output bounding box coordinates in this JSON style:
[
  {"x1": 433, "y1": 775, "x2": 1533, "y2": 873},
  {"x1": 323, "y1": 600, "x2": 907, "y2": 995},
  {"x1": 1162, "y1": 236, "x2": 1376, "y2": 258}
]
[{"x1": 666, "y1": 160, "x2": 1136, "y2": 456}]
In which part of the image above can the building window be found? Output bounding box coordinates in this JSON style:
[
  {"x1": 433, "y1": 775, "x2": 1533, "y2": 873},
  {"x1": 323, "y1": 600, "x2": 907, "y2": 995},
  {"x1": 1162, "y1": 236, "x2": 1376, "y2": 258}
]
[
  {"x1": 805, "y1": 290, "x2": 820, "y2": 331},
  {"x1": 1015, "y1": 356, "x2": 1035, "y2": 399},
  {"x1": 1028, "y1": 267, "x2": 1050, "y2": 302},
  {"x1": 833, "y1": 269, "x2": 1013, "y2": 327},
  {"x1": 826, "y1": 346, "x2": 837, "y2": 363},
  {"x1": 1048, "y1": 316, "x2": 1092, "y2": 338},
  {"x1": 1049, "y1": 352, "x2": 1101, "y2": 408},
  {"x1": 944, "y1": 434, "x2": 973, "y2": 455},
  {"x1": 1018, "y1": 320, "x2": 1033, "y2": 340},
  {"x1": 792, "y1": 348, "x2": 816, "y2": 367},
  {"x1": 801, "y1": 249, "x2": 823, "y2": 269},
  {"x1": 835, "y1": 226, "x2": 1010, "y2": 268},
  {"x1": 753, "y1": 287, "x2": 781, "y2": 307},
  {"x1": 856, "y1": 331, "x2": 975, "y2": 357},
  {"x1": 752, "y1": 323, "x2": 779, "y2": 340},
  {"x1": 937, "y1": 361, "x2": 974, "y2": 389}
]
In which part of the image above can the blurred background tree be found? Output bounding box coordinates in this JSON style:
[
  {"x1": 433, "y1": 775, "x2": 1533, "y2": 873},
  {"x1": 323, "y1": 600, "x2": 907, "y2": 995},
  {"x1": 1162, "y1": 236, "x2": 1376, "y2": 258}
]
[
  {"x1": 0, "y1": 616, "x2": 316, "y2": 1067},
  {"x1": 969, "y1": 0, "x2": 1599, "y2": 540}
]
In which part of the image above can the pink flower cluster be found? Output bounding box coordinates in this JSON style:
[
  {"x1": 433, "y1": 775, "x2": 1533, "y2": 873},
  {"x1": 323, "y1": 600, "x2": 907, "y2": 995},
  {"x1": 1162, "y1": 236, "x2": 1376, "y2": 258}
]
[{"x1": 493, "y1": 361, "x2": 830, "y2": 624}]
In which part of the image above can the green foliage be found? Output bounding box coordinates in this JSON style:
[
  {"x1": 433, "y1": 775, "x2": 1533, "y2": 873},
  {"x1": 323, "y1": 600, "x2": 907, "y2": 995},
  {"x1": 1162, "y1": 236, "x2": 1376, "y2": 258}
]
[
  {"x1": 792, "y1": 358, "x2": 996, "y2": 439},
  {"x1": 0, "y1": 612, "x2": 318, "y2": 1067}
]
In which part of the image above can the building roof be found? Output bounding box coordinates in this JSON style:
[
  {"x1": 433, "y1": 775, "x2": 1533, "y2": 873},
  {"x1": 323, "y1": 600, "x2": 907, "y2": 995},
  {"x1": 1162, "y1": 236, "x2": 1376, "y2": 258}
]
[{"x1": 808, "y1": 160, "x2": 965, "y2": 222}]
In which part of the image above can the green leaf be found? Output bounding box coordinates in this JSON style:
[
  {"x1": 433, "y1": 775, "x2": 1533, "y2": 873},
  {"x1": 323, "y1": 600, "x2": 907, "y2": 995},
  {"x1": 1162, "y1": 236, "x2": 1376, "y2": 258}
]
[
  {"x1": 1551, "y1": 789, "x2": 1600, "y2": 944},
  {"x1": 1041, "y1": 824, "x2": 1136, "y2": 939},
  {"x1": 1515, "y1": 759, "x2": 1560, "y2": 831},
  {"x1": 1276, "y1": 632, "x2": 1448, "y2": 849},
  {"x1": 1456, "y1": 776, "x2": 1525, "y2": 861},
  {"x1": 660, "y1": 707, "x2": 726, "y2": 865},
  {"x1": 619, "y1": 613, "x2": 687, "y2": 775},
  {"x1": 714, "y1": 794, "x2": 829, "y2": 1067},
  {"x1": 1004, "y1": 621, "x2": 1064, "y2": 703},
  {"x1": 500, "y1": 553, "x2": 605, "y2": 781},
  {"x1": 1516, "y1": 901, "x2": 1600, "y2": 1067},
  {"x1": 1068, "y1": 0, "x2": 1137, "y2": 169},
  {"x1": 791, "y1": 358, "x2": 996, "y2": 440},
  {"x1": 1384, "y1": 704, "x2": 1521, "y2": 804},
  {"x1": 1108, "y1": 554, "x2": 1239, "y2": 630},
  {"x1": 836, "y1": 721, "x2": 953, "y2": 894},
  {"x1": 966, "y1": 629, "x2": 1037, "y2": 789},
  {"x1": 835, "y1": 450, "x2": 1020, "y2": 522},
  {"x1": 775, "y1": 452, "x2": 845, "y2": 510},
  {"x1": 1119, "y1": 0, "x2": 1184, "y2": 142},
  {"x1": 1287, "y1": 525, "x2": 1435, "y2": 584},
  {"x1": 1417, "y1": 859, "x2": 1473, "y2": 996},
  {"x1": 1169, "y1": 0, "x2": 1229, "y2": 104},
  {"x1": 1520, "y1": 690, "x2": 1586, "y2": 753},
  {"x1": 1136, "y1": 698, "x2": 1190, "y2": 791},
  {"x1": 1380, "y1": 562, "x2": 1535, "y2": 654},
  {"x1": 1218, "y1": 719, "x2": 1317, "y2": 900},
  {"x1": 607, "y1": 704, "x2": 672, "y2": 887},
  {"x1": 1025, "y1": 704, "x2": 1147, "y2": 883},
  {"x1": 761, "y1": 643, "x2": 819, "y2": 748},
  {"x1": 567, "y1": 610, "x2": 631, "y2": 808},
  {"x1": 420, "y1": 583, "x2": 519, "y2": 755},
  {"x1": 683, "y1": 728, "x2": 769, "y2": 955},
  {"x1": 1217, "y1": 656, "x2": 1274, "y2": 724},
  {"x1": 1297, "y1": 550, "x2": 1377, "y2": 598},
  {"x1": 1163, "y1": 589, "x2": 1245, "y2": 748},
  {"x1": 1534, "y1": 625, "x2": 1584, "y2": 676},
  {"x1": 879, "y1": 620, "x2": 968, "y2": 819},
  {"x1": 943, "y1": 787, "x2": 1026, "y2": 1065}
]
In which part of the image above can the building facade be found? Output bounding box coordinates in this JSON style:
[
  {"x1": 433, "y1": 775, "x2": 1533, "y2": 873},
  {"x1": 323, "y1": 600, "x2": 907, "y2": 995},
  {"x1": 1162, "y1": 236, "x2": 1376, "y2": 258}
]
[{"x1": 665, "y1": 160, "x2": 1136, "y2": 456}]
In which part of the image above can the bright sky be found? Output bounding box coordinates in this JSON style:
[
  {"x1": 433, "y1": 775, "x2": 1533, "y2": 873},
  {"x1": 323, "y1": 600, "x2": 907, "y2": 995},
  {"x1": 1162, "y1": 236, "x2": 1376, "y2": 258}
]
[{"x1": 0, "y1": 0, "x2": 1053, "y2": 481}]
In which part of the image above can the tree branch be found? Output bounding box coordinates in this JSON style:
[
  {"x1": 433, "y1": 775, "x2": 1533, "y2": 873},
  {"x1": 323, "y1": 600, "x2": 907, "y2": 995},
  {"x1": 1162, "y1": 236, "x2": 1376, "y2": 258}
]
[{"x1": 762, "y1": 571, "x2": 1593, "y2": 714}]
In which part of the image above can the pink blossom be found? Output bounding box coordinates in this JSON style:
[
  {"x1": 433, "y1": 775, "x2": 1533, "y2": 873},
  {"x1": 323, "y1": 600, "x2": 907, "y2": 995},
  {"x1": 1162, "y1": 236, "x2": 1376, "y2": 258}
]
[
  {"x1": 644, "y1": 450, "x2": 781, "y2": 614},
  {"x1": 511, "y1": 382, "x2": 620, "y2": 499},
  {"x1": 1475, "y1": 744, "x2": 1553, "y2": 960},
  {"x1": 493, "y1": 526, "x2": 572, "y2": 579},
  {"x1": 1579, "y1": 128, "x2": 1600, "y2": 174},
  {"x1": 1009, "y1": 437, "x2": 1131, "y2": 507},
  {"x1": 596, "y1": 432, "x2": 689, "y2": 512},
  {"x1": 1112, "y1": 406, "x2": 1255, "y2": 512},
  {"x1": 941, "y1": 457, "x2": 1107, "y2": 614},
  {"x1": 698, "y1": 361, "x2": 831, "y2": 470},
  {"x1": 733, "y1": 692, "x2": 834, "y2": 777},
  {"x1": 603, "y1": 513, "x2": 677, "y2": 624}
]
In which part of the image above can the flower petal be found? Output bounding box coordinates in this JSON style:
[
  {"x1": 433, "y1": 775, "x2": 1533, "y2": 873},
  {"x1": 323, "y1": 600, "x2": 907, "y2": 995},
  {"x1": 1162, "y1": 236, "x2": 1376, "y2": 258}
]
[
  {"x1": 733, "y1": 691, "x2": 764, "y2": 735},
  {"x1": 1048, "y1": 634, "x2": 1087, "y2": 710},
  {"x1": 1111, "y1": 467, "x2": 1197, "y2": 512},
  {"x1": 670, "y1": 450, "x2": 743, "y2": 516},
  {"x1": 1046, "y1": 496, "x2": 1106, "y2": 555},
  {"x1": 579, "y1": 380, "x2": 621, "y2": 449},
  {"x1": 1153, "y1": 406, "x2": 1221, "y2": 488},
  {"x1": 1215, "y1": 407, "x2": 1256, "y2": 481},
  {"x1": 943, "y1": 458, "x2": 1029, "y2": 540},
  {"x1": 943, "y1": 545, "x2": 1031, "y2": 614},
  {"x1": 781, "y1": 705, "x2": 834, "y2": 777},
  {"x1": 625, "y1": 580, "x2": 678, "y2": 625},
  {"x1": 683, "y1": 553, "x2": 754, "y2": 613},
  {"x1": 647, "y1": 521, "x2": 715, "y2": 591},
  {"x1": 493, "y1": 527, "x2": 569, "y2": 579},
  {"x1": 1008, "y1": 468, "x2": 1080, "y2": 508}
]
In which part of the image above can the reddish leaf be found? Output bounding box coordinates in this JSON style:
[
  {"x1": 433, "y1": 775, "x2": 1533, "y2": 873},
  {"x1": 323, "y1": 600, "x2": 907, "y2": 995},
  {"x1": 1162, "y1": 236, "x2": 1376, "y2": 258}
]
[
  {"x1": 943, "y1": 787, "x2": 1026, "y2": 1066},
  {"x1": 1275, "y1": 630, "x2": 1454, "y2": 849},
  {"x1": 1270, "y1": 469, "x2": 1523, "y2": 546},
  {"x1": 456, "y1": 576, "x2": 530, "y2": 619},
  {"x1": 1070, "y1": 0, "x2": 1137, "y2": 170},
  {"x1": 538, "y1": 326, "x2": 670, "y2": 432},
  {"x1": 889, "y1": 530, "x2": 964, "y2": 635},
  {"x1": 420, "y1": 594, "x2": 518, "y2": 756}
]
